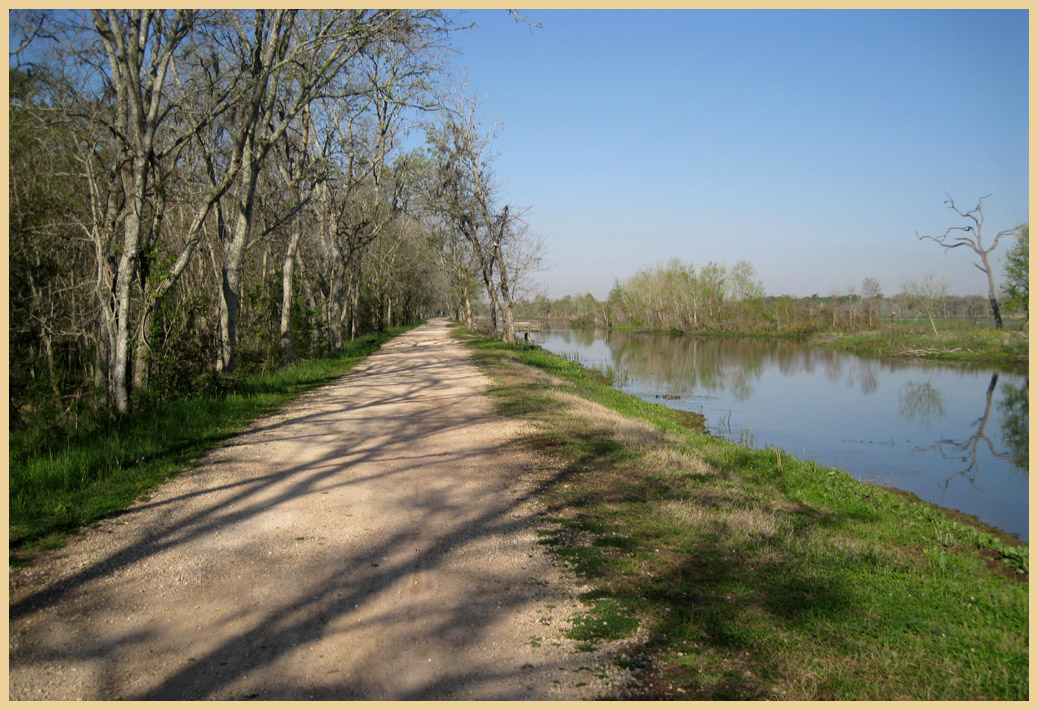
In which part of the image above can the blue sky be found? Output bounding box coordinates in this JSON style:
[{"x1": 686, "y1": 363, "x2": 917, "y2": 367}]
[{"x1": 445, "y1": 9, "x2": 1029, "y2": 299}]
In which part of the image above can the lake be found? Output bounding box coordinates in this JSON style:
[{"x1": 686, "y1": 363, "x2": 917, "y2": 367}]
[{"x1": 531, "y1": 329, "x2": 1029, "y2": 541}]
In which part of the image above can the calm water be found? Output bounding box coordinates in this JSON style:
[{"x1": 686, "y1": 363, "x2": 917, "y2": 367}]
[{"x1": 533, "y1": 329, "x2": 1029, "y2": 541}]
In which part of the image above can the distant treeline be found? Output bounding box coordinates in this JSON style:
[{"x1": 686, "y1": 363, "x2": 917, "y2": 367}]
[{"x1": 505, "y1": 259, "x2": 1021, "y2": 335}]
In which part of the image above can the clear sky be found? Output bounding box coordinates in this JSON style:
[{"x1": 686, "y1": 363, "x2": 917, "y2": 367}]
[{"x1": 445, "y1": 9, "x2": 1029, "y2": 299}]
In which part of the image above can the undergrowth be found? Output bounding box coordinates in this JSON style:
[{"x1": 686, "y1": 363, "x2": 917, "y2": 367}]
[{"x1": 9, "y1": 327, "x2": 412, "y2": 563}]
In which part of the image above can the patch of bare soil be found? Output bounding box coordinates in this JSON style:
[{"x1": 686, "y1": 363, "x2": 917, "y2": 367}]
[{"x1": 8, "y1": 320, "x2": 632, "y2": 700}]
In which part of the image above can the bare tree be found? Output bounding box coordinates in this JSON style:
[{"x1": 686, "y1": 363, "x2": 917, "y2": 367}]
[
  {"x1": 86, "y1": 11, "x2": 195, "y2": 411},
  {"x1": 899, "y1": 272, "x2": 948, "y2": 336},
  {"x1": 502, "y1": 221, "x2": 546, "y2": 304},
  {"x1": 73, "y1": 10, "x2": 222, "y2": 413},
  {"x1": 9, "y1": 7, "x2": 504, "y2": 440},
  {"x1": 916, "y1": 193, "x2": 1015, "y2": 329},
  {"x1": 201, "y1": 9, "x2": 447, "y2": 371},
  {"x1": 861, "y1": 277, "x2": 881, "y2": 328},
  {"x1": 31, "y1": 10, "x2": 255, "y2": 411},
  {"x1": 426, "y1": 89, "x2": 519, "y2": 342},
  {"x1": 273, "y1": 106, "x2": 318, "y2": 359}
]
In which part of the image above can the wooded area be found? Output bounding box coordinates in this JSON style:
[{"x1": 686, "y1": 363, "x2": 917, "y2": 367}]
[
  {"x1": 9, "y1": 10, "x2": 538, "y2": 441},
  {"x1": 513, "y1": 256, "x2": 1028, "y2": 335}
]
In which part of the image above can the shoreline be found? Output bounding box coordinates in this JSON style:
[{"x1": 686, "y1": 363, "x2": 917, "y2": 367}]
[
  {"x1": 459, "y1": 324, "x2": 1026, "y2": 700},
  {"x1": 523, "y1": 320, "x2": 1028, "y2": 366}
]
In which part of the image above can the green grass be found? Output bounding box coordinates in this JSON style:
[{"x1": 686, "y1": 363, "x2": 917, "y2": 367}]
[
  {"x1": 810, "y1": 320, "x2": 1028, "y2": 364},
  {"x1": 9, "y1": 327, "x2": 413, "y2": 563},
  {"x1": 457, "y1": 326, "x2": 1028, "y2": 700}
]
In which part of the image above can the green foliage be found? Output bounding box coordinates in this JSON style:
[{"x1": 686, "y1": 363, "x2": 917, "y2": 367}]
[
  {"x1": 997, "y1": 379, "x2": 1028, "y2": 469},
  {"x1": 1001, "y1": 223, "x2": 1028, "y2": 316},
  {"x1": 143, "y1": 292, "x2": 222, "y2": 399},
  {"x1": 8, "y1": 65, "x2": 100, "y2": 439}
]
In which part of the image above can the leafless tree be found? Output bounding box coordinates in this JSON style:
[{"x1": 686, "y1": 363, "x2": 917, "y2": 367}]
[
  {"x1": 502, "y1": 222, "x2": 546, "y2": 304},
  {"x1": 916, "y1": 193, "x2": 1015, "y2": 329},
  {"x1": 861, "y1": 277, "x2": 881, "y2": 328},
  {"x1": 272, "y1": 106, "x2": 318, "y2": 359},
  {"x1": 426, "y1": 88, "x2": 521, "y2": 343},
  {"x1": 899, "y1": 273, "x2": 948, "y2": 336},
  {"x1": 80, "y1": 10, "x2": 204, "y2": 412}
]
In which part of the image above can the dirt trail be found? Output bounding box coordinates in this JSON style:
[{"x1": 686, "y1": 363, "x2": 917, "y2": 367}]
[{"x1": 9, "y1": 320, "x2": 627, "y2": 700}]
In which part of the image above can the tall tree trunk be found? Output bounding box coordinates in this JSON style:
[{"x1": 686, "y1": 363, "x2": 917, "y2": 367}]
[
  {"x1": 111, "y1": 165, "x2": 147, "y2": 412},
  {"x1": 349, "y1": 273, "x2": 360, "y2": 342},
  {"x1": 494, "y1": 241, "x2": 515, "y2": 345},
  {"x1": 132, "y1": 308, "x2": 151, "y2": 391},
  {"x1": 463, "y1": 280, "x2": 473, "y2": 330},
  {"x1": 328, "y1": 268, "x2": 346, "y2": 349},
  {"x1": 279, "y1": 220, "x2": 303, "y2": 359},
  {"x1": 218, "y1": 263, "x2": 241, "y2": 373},
  {"x1": 981, "y1": 252, "x2": 1004, "y2": 329},
  {"x1": 218, "y1": 160, "x2": 259, "y2": 373},
  {"x1": 481, "y1": 264, "x2": 499, "y2": 334},
  {"x1": 988, "y1": 295, "x2": 1003, "y2": 329},
  {"x1": 471, "y1": 241, "x2": 499, "y2": 334}
]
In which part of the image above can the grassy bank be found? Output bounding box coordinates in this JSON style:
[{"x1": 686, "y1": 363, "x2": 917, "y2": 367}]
[
  {"x1": 9, "y1": 327, "x2": 413, "y2": 563},
  {"x1": 810, "y1": 320, "x2": 1028, "y2": 364},
  {"x1": 457, "y1": 328, "x2": 1027, "y2": 700}
]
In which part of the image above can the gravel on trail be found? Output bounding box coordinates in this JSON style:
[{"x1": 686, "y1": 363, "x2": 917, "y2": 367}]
[{"x1": 8, "y1": 320, "x2": 633, "y2": 700}]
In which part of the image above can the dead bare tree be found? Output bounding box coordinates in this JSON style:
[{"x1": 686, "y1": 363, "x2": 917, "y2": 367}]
[{"x1": 916, "y1": 193, "x2": 1015, "y2": 329}]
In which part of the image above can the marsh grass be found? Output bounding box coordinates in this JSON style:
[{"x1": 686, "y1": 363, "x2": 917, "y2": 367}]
[
  {"x1": 9, "y1": 328, "x2": 411, "y2": 562},
  {"x1": 814, "y1": 320, "x2": 1028, "y2": 364},
  {"x1": 458, "y1": 327, "x2": 1028, "y2": 700}
]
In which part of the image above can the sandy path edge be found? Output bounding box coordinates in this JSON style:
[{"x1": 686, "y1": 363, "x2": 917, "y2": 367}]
[{"x1": 8, "y1": 320, "x2": 634, "y2": 700}]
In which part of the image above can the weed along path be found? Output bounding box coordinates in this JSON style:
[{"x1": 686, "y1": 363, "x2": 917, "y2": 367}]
[{"x1": 8, "y1": 320, "x2": 626, "y2": 700}]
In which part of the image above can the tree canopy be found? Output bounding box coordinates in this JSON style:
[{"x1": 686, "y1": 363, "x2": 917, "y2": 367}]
[{"x1": 9, "y1": 9, "x2": 542, "y2": 438}]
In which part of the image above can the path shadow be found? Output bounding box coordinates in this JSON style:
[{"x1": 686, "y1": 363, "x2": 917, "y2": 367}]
[{"x1": 9, "y1": 325, "x2": 605, "y2": 700}]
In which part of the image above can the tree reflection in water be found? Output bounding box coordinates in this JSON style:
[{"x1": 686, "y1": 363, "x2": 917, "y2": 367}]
[
  {"x1": 599, "y1": 332, "x2": 888, "y2": 402},
  {"x1": 998, "y1": 379, "x2": 1029, "y2": 471},
  {"x1": 907, "y1": 374, "x2": 1004, "y2": 494},
  {"x1": 897, "y1": 370, "x2": 946, "y2": 426}
]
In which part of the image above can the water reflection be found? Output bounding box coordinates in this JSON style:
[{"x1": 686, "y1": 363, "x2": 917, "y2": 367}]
[
  {"x1": 535, "y1": 329, "x2": 1029, "y2": 540},
  {"x1": 999, "y1": 379, "x2": 1029, "y2": 471},
  {"x1": 898, "y1": 372, "x2": 945, "y2": 426},
  {"x1": 595, "y1": 331, "x2": 884, "y2": 400},
  {"x1": 911, "y1": 374, "x2": 1002, "y2": 494}
]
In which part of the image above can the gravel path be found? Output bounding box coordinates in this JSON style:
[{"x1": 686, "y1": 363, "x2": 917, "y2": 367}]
[{"x1": 9, "y1": 320, "x2": 628, "y2": 700}]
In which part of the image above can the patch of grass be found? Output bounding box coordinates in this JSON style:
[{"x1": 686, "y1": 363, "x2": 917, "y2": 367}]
[
  {"x1": 813, "y1": 321, "x2": 1028, "y2": 365},
  {"x1": 9, "y1": 327, "x2": 414, "y2": 563},
  {"x1": 568, "y1": 597, "x2": 640, "y2": 650},
  {"x1": 457, "y1": 326, "x2": 1028, "y2": 700}
]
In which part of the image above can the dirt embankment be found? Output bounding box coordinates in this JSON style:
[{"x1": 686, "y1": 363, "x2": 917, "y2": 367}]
[{"x1": 9, "y1": 320, "x2": 631, "y2": 700}]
